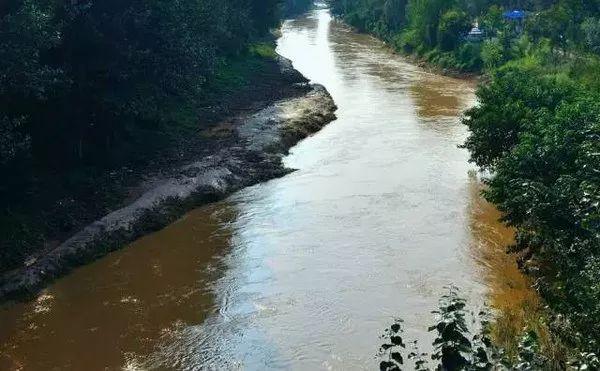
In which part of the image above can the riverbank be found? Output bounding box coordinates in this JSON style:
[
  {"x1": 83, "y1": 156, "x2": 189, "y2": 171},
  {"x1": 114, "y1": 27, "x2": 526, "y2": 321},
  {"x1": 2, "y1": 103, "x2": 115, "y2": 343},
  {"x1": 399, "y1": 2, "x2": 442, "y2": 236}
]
[
  {"x1": 400, "y1": 51, "x2": 480, "y2": 79},
  {"x1": 0, "y1": 55, "x2": 337, "y2": 301},
  {"x1": 328, "y1": 24, "x2": 483, "y2": 80}
]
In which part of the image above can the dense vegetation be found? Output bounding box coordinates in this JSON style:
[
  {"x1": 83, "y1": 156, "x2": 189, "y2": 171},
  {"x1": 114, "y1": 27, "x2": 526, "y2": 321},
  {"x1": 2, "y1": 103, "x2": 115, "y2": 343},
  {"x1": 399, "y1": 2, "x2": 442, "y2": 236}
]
[
  {"x1": 0, "y1": 0, "x2": 313, "y2": 273},
  {"x1": 331, "y1": 0, "x2": 600, "y2": 363},
  {"x1": 1, "y1": 0, "x2": 282, "y2": 166},
  {"x1": 0, "y1": 0, "x2": 317, "y2": 169},
  {"x1": 283, "y1": 0, "x2": 315, "y2": 16},
  {"x1": 463, "y1": 44, "x2": 600, "y2": 362},
  {"x1": 331, "y1": 0, "x2": 600, "y2": 72}
]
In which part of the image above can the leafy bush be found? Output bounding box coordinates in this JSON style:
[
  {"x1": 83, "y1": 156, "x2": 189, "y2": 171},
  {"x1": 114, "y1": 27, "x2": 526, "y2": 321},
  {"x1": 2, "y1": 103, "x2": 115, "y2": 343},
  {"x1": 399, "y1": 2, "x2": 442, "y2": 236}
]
[
  {"x1": 378, "y1": 286, "x2": 600, "y2": 369},
  {"x1": 378, "y1": 287, "x2": 498, "y2": 370},
  {"x1": 462, "y1": 64, "x2": 600, "y2": 353},
  {"x1": 456, "y1": 42, "x2": 483, "y2": 71},
  {"x1": 378, "y1": 319, "x2": 408, "y2": 371},
  {"x1": 429, "y1": 286, "x2": 474, "y2": 369},
  {"x1": 480, "y1": 38, "x2": 504, "y2": 70},
  {"x1": 398, "y1": 29, "x2": 422, "y2": 53}
]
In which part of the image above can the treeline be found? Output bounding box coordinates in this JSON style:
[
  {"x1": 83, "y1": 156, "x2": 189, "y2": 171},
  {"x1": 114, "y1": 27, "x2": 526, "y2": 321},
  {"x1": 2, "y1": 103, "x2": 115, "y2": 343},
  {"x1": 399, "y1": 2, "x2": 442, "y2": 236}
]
[
  {"x1": 332, "y1": 0, "x2": 600, "y2": 362},
  {"x1": 0, "y1": 0, "x2": 305, "y2": 170},
  {"x1": 331, "y1": 0, "x2": 600, "y2": 71},
  {"x1": 283, "y1": 0, "x2": 314, "y2": 16}
]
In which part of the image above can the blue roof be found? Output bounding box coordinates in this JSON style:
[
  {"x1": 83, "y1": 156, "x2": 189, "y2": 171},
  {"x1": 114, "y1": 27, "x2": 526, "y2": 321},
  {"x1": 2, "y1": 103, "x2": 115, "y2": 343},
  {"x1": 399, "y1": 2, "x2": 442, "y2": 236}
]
[{"x1": 503, "y1": 10, "x2": 526, "y2": 20}]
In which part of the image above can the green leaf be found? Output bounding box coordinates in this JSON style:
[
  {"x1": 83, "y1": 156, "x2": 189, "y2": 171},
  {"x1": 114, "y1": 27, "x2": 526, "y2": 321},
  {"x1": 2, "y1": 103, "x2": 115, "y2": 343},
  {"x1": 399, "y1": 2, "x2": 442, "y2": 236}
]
[
  {"x1": 391, "y1": 336, "x2": 405, "y2": 347},
  {"x1": 391, "y1": 352, "x2": 404, "y2": 365}
]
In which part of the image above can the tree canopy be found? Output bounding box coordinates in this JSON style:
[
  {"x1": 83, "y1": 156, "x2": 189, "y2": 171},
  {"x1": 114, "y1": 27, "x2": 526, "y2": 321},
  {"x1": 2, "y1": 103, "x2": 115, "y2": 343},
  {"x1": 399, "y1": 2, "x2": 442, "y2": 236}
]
[{"x1": 0, "y1": 0, "x2": 308, "y2": 168}]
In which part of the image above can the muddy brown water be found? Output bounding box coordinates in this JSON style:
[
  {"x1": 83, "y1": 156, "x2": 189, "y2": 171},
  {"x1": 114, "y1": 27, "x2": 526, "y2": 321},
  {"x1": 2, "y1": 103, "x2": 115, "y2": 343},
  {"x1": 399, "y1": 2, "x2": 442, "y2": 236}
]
[{"x1": 0, "y1": 8, "x2": 536, "y2": 370}]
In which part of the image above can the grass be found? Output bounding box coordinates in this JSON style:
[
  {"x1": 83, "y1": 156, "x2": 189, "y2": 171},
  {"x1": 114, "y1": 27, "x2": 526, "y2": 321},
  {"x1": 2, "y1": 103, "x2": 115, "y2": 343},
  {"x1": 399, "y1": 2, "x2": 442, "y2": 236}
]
[
  {"x1": 249, "y1": 42, "x2": 278, "y2": 59},
  {"x1": 211, "y1": 42, "x2": 278, "y2": 92}
]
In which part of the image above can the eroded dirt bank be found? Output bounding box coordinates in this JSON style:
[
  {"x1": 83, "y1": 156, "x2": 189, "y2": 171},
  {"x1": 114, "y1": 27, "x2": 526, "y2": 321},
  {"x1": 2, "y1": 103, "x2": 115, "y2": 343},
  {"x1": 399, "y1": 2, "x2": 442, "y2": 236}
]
[{"x1": 0, "y1": 60, "x2": 337, "y2": 301}]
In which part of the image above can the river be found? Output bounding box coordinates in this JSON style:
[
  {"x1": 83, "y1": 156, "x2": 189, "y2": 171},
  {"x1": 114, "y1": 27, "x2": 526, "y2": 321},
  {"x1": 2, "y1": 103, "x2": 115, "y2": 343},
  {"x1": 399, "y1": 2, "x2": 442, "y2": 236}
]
[{"x1": 0, "y1": 7, "x2": 532, "y2": 370}]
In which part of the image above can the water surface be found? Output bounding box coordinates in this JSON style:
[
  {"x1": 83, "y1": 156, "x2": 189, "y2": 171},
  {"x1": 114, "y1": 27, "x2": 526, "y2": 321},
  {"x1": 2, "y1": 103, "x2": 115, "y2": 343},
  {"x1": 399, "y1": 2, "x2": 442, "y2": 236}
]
[{"x1": 0, "y1": 8, "x2": 529, "y2": 370}]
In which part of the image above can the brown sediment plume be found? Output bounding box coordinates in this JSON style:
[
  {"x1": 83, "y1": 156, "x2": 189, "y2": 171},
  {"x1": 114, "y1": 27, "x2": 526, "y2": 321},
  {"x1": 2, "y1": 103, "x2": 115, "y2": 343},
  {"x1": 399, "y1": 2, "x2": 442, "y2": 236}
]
[{"x1": 467, "y1": 177, "x2": 563, "y2": 361}]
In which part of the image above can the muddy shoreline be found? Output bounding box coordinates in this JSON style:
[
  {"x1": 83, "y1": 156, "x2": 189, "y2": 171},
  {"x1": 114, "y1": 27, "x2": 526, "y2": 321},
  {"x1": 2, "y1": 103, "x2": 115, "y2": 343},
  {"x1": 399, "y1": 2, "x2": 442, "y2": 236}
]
[{"x1": 0, "y1": 58, "x2": 337, "y2": 301}]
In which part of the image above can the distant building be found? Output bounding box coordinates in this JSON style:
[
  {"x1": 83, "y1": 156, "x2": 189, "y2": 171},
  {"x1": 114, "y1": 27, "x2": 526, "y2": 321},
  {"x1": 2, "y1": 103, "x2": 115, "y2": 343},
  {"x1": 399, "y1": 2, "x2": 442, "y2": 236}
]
[
  {"x1": 503, "y1": 10, "x2": 527, "y2": 33},
  {"x1": 466, "y1": 26, "x2": 485, "y2": 42}
]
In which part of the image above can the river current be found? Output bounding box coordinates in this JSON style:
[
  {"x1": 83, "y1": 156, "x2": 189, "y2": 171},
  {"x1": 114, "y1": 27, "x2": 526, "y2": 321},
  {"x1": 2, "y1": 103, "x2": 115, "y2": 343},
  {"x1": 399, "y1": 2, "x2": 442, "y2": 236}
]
[{"x1": 0, "y1": 8, "x2": 530, "y2": 370}]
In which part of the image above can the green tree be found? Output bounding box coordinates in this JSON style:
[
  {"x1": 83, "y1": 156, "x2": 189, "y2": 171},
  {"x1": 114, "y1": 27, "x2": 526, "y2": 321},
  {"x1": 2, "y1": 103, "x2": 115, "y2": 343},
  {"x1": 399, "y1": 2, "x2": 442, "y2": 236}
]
[
  {"x1": 462, "y1": 66, "x2": 577, "y2": 169},
  {"x1": 437, "y1": 9, "x2": 471, "y2": 51},
  {"x1": 383, "y1": 0, "x2": 409, "y2": 32},
  {"x1": 480, "y1": 5, "x2": 504, "y2": 37},
  {"x1": 406, "y1": 0, "x2": 457, "y2": 48},
  {"x1": 526, "y1": 5, "x2": 570, "y2": 50},
  {"x1": 480, "y1": 38, "x2": 505, "y2": 69}
]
